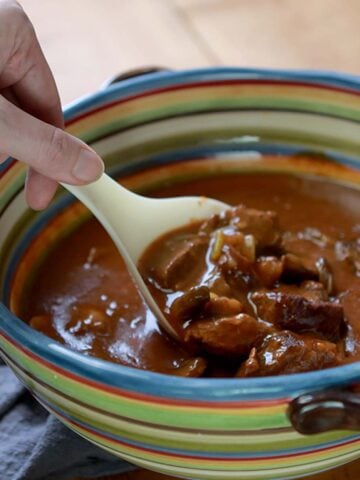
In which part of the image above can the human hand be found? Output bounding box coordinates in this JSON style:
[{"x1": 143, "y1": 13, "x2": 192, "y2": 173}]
[{"x1": 0, "y1": 0, "x2": 104, "y2": 210}]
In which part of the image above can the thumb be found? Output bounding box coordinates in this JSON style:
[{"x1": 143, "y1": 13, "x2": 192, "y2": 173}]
[{"x1": 0, "y1": 95, "x2": 104, "y2": 184}]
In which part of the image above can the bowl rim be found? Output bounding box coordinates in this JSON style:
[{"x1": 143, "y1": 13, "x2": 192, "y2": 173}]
[
  {"x1": 64, "y1": 65, "x2": 360, "y2": 121},
  {"x1": 2, "y1": 66, "x2": 360, "y2": 400}
]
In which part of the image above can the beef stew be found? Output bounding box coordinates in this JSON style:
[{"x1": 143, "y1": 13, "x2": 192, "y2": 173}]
[{"x1": 22, "y1": 169, "x2": 360, "y2": 377}]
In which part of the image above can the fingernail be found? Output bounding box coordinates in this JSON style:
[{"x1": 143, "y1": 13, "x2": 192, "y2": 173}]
[{"x1": 72, "y1": 149, "x2": 104, "y2": 182}]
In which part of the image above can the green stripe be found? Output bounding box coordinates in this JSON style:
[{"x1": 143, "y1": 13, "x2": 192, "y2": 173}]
[
  {"x1": 27, "y1": 376, "x2": 344, "y2": 453},
  {"x1": 1, "y1": 337, "x2": 287, "y2": 430},
  {"x1": 78, "y1": 98, "x2": 360, "y2": 143},
  {"x1": 58, "y1": 421, "x2": 360, "y2": 474},
  {"x1": 0, "y1": 172, "x2": 26, "y2": 213}
]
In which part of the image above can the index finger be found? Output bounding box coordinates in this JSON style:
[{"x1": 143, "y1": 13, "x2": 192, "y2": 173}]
[
  {"x1": 0, "y1": 2, "x2": 63, "y2": 128},
  {"x1": 11, "y1": 29, "x2": 64, "y2": 128}
]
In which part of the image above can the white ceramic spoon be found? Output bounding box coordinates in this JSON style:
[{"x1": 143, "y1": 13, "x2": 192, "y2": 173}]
[{"x1": 63, "y1": 173, "x2": 228, "y2": 339}]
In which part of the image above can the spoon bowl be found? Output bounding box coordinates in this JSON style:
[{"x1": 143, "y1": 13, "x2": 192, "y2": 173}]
[{"x1": 63, "y1": 173, "x2": 228, "y2": 338}]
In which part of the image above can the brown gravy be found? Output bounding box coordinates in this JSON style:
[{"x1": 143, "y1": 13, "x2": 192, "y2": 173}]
[{"x1": 22, "y1": 172, "x2": 360, "y2": 376}]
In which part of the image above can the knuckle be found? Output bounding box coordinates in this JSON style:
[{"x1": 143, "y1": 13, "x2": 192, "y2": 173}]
[
  {"x1": 21, "y1": 17, "x2": 36, "y2": 41},
  {"x1": 14, "y1": 6, "x2": 36, "y2": 45},
  {"x1": 3, "y1": 1, "x2": 28, "y2": 24},
  {"x1": 36, "y1": 127, "x2": 79, "y2": 181},
  {"x1": 1, "y1": 2, "x2": 36, "y2": 75},
  {"x1": 6, "y1": 47, "x2": 27, "y2": 76},
  {"x1": 47, "y1": 128, "x2": 70, "y2": 165}
]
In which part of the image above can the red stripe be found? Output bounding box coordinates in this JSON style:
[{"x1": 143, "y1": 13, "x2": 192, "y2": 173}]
[
  {"x1": 66, "y1": 78, "x2": 360, "y2": 127},
  {"x1": 51, "y1": 406, "x2": 360, "y2": 462},
  {"x1": 1, "y1": 332, "x2": 289, "y2": 408}
]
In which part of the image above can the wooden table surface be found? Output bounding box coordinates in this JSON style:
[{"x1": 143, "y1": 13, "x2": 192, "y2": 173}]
[{"x1": 20, "y1": 1, "x2": 360, "y2": 479}]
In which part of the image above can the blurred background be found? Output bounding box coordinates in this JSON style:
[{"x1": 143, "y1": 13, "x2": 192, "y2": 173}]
[{"x1": 22, "y1": 0, "x2": 360, "y2": 105}]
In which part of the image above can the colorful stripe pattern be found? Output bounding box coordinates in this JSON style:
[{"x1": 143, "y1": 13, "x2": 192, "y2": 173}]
[{"x1": 1, "y1": 68, "x2": 360, "y2": 479}]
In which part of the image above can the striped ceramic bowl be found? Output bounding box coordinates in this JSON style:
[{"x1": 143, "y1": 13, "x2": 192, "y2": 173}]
[{"x1": 1, "y1": 68, "x2": 360, "y2": 480}]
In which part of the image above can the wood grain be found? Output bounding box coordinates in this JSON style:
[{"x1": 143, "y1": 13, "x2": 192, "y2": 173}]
[
  {"x1": 175, "y1": 0, "x2": 360, "y2": 73},
  {"x1": 18, "y1": 0, "x2": 360, "y2": 479}
]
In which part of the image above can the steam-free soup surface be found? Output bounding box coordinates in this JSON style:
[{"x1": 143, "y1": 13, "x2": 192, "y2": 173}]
[{"x1": 22, "y1": 171, "x2": 360, "y2": 377}]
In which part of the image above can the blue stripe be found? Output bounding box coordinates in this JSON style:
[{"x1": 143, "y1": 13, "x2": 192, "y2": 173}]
[{"x1": 0, "y1": 157, "x2": 13, "y2": 173}]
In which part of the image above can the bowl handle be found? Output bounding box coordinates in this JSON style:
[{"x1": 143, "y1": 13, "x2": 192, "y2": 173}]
[
  {"x1": 288, "y1": 387, "x2": 360, "y2": 434},
  {"x1": 100, "y1": 66, "x2": 170, "y2": 90}
]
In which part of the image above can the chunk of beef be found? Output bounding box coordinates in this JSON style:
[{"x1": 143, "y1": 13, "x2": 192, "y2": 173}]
[
  {"x1": 218, "y1": 245, "x2": 253, "y2": 276},
  {"x1": 226, "y1": 205, "x2": 282, "y2": 251},
  {"x1": 274, "y1": 281, "x2": 328, "y2": 302},
  {"x1": 207, "y1": 274, "x2": 233, "y2": 297},
  {"x1": 281, "y1": 253, "x2": 318, "y2": 283},
  {"x1": 282, "y1": 234, "x2": 320, "y2": 273},
  {"x1": 152, "y1": 236, "x2": 207, "y2": 288},
  {"x1": 297, "y1": 280, "x2": 329, "y2": 301},
  {"x1": 202, "y1": 205, "x2": 281, "y2": 252},
  {"x1": 251, "y1": 291, "x2": 344, "y2": 342},
  {"x1": 204, "y1": 293, "x2": 244, "y2": 318},
  {"x1": 255, "y1": 253, "x2": 321, "y2": 288},
  {"x1": 184, "y1": 313, "x2": 270, "y2": 357},
  {"x1": 211, "y1": 231, "x2": 256, "y2": 263},
  {"x1": 237, "y1": 331, "x2": 340, "y2": 377},
  {"x1": 170, "y1": 286, "x2": 210, "y2": 322},
  {"x1": 282, "y1": 234, "x2": 334, "y2": 292},
  {"x1": 237, "y1": 347, "x2": 260, "y2": 377},
  {"x1": 255, "y1": 256, "x2": 283, "y2": 287},
  {"x1": 172, "y1": 357, "x2": 208, "y2": 377}
]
